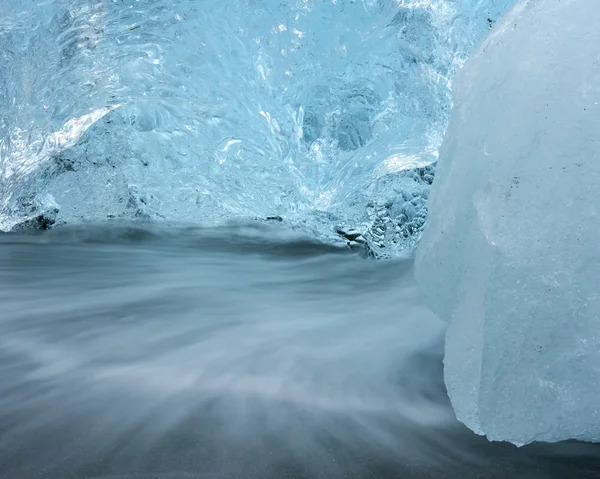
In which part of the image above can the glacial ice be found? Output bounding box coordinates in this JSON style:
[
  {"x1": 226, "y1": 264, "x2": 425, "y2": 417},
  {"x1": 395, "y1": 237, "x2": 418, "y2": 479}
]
[
  {"x1": 0, "y1": 0, "x2": 516, "y2": 256},
  {"x1": 416, "y1": 0, "x2": 600, "y2": 445}
]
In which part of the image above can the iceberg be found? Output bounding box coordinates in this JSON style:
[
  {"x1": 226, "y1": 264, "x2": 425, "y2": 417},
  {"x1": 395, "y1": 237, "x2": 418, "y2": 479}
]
[
  {"x1": 416, "y1": 0, "x2": 600, "y2": 445},
  {"x1": 0, "y1": 0, "x2": 516, "y2": 256}
]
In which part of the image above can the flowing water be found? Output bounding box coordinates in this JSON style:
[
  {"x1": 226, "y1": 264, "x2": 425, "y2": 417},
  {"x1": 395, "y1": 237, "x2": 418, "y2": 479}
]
[{"x1": 1, "y1": 223, "x2": 600, "y2": 478}]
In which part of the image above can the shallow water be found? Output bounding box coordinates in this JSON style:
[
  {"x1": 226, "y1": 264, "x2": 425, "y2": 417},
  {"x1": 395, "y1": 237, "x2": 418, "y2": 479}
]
[{"x1": 1, "y1": 223, "x2": 599, "y2": 479}]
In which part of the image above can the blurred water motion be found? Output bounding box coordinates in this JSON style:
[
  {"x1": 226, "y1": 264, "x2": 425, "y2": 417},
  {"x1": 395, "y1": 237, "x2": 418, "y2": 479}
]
[{"x1": 0, "y1": 223, "x2": 599, "y2": 478}]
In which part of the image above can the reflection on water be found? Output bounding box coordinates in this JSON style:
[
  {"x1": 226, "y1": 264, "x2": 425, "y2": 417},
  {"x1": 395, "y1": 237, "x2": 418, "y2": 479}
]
[{"x1": 1, "y1": 223, "x2": 599, "y2": 479}]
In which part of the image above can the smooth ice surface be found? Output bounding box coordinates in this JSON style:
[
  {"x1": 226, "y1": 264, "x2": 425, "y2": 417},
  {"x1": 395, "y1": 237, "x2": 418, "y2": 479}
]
[
  {"x1": 416, "y1": 0, "x2": 600, "y2": 445},
  {"x1": 0, "y1": 0, "x2": 516, "y2": 256}
]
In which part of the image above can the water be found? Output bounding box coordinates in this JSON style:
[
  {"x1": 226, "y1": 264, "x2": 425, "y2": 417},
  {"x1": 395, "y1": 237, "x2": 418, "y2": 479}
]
[{"x1": 1, "y1": 223, "x2": 600, "y2": 478}]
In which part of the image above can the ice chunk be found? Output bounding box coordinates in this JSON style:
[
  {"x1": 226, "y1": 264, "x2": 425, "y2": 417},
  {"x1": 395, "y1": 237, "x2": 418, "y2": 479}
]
[
  {"x1": 415, "y1": 0, "x2": 600, "y2": 445},
  {"x1": 0, "y1": 0, "x2": 517, "y2": 255}
]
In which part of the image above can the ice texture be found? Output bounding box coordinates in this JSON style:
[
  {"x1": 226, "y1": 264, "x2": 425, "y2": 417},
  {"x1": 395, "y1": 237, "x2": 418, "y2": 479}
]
[
  {"x1": 415, "y1": 0, "x2": 600, "y2": 445},
  {"x1": 0, "y1": 0, "x2": 516, "y2": 255}
]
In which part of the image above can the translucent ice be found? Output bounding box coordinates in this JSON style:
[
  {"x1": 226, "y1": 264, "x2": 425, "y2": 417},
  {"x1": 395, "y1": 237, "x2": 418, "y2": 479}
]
[
  {"x1": 0, "y1": 0, "x2": 516, "y2": 255},
  {"x1": 416, "y1": 0, "x2": 600, "y2": 445}
]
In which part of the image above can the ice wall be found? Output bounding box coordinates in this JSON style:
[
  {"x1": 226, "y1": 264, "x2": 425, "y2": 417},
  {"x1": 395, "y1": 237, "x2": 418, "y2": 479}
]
[
  {"x1": 0, "y1": 0, "x2": 516, "y2": 255},
  {"x1": 416, "y1": 0, "x2": 600, "y2": 445}
]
